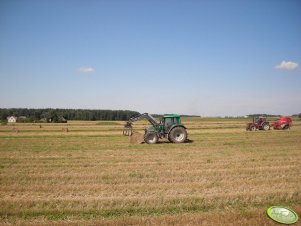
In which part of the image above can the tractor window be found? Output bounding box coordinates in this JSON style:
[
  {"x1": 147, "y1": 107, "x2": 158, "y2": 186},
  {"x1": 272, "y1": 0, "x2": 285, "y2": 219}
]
[
  {"x1": 256, "y1": 118, "x2": 265, "y2": 123},
  {"x1": 164, "y1": 117, "x2": 180, "y2": 131},
  {"x1": 165, "y1": 118, "x2": 176, "y2": 130},
  {"x1": 164, "y1": 118, "x2": 173, "y2": 127}
]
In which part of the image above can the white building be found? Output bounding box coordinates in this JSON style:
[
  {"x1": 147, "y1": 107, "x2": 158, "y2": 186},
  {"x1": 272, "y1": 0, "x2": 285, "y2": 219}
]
[{"x1": 7, "y1": 116, "x2": 17, "y2": 123}]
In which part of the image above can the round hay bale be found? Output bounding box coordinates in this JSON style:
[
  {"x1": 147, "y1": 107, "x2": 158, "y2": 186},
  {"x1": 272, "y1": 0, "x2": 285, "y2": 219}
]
[{"x1": 130, "y1": 132, "x2": 144, "y2": 144}]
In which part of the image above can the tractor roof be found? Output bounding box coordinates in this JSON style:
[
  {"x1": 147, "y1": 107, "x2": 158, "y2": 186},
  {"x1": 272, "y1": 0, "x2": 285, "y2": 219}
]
[{"x1": 163, "y1": 114, "x2": 181, "y2": 118}]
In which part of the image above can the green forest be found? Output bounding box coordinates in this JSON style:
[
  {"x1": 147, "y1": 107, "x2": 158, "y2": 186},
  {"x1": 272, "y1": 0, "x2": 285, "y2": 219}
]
[{"x1": 0, "y1": 108, "x2": 139, "y2": 122}]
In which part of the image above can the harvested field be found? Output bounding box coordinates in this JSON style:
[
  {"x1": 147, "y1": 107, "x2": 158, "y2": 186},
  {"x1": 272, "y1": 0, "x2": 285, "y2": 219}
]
[{"x1": 0, "y1": 118, "x2": 300, "y2": 225}]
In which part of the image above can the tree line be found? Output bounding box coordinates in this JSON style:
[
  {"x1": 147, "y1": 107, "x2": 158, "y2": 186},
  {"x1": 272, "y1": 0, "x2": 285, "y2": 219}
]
[
  {"x1": 249, "y1": 114, "x2": 301, "y2": 118},
  {"x1": 0, "y1": 108, "x2": 140, "y2": 122},
  {"x1": 292, "y1": 113, "x2": 301, "y2": 118},
  {"x1": 247, "y1": 114, "x2": 281, "y2": 118}
]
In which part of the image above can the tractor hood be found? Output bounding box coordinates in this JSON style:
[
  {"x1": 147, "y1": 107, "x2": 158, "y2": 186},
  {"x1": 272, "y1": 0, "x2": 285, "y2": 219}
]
[{"x1": 146, "y1": 125, "x2": 157, "y2": 133}]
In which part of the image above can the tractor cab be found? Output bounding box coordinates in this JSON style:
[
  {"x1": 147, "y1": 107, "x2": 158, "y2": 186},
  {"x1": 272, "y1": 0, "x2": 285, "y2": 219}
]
[
  {"x1": 255, "y1": 116, "x2": 266, "y2": 123},
  {"x1": 162, "y1": 114, "x2": 181, "y2": 132}
]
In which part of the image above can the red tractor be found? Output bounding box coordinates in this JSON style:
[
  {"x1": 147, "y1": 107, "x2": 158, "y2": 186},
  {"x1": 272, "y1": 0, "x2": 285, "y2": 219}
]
[
  {"x1": 246, "y1": 115, "x2": 270, "y2": 131},
  {"x1": 271, "y1": 116, "x2": 292, "y2": 130}
]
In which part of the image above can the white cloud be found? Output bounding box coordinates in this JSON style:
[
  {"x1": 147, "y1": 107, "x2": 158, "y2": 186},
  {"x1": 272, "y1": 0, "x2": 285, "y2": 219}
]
[
  {"x1": 275, "y1": 61, "x2": 298, "y2": 71},
  {"x1": 78, "y1": 67, "x2": 95, "y2": 73}
]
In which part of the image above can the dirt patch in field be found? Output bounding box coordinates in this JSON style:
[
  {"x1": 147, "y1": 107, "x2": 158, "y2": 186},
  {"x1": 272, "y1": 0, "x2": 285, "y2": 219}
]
[{"x1": 130, "y1": 132, "x2": 144, "y2": 144}]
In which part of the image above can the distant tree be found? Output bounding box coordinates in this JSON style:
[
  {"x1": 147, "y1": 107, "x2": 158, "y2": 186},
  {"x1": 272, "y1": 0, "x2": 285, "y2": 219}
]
[
  {"x1": 0, "y1": 108, "x2": 139, "y2": 121},
  {"x1": 0, "y1": 109, "x2": 9, "y2": 121}
]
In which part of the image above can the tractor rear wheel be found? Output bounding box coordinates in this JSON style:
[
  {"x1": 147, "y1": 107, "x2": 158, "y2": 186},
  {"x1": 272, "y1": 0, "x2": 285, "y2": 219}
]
[
  {"x1": 144, "y1": 132, "x2": 158, "y2": 144},
  {"x1": 168, "y1": 127, "x2": 187, "y2": 143},
  {"x1": 263, "y1": 123, "x2": 270, "y2": 131}
]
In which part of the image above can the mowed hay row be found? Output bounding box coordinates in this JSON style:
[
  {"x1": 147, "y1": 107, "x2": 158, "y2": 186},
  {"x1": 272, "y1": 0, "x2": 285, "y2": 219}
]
[
  {"x1": 0, "y1": 118, "x2": 300, "y2": 225},
  {"x1": 0, "y1": 124, "x2": 124, "y2": 133}
]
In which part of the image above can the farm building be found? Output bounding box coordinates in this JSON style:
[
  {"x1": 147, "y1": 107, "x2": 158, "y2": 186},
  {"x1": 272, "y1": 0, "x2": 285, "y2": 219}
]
[{"x1": 7, "y1": 116, "x2": 17, "y2": 123}]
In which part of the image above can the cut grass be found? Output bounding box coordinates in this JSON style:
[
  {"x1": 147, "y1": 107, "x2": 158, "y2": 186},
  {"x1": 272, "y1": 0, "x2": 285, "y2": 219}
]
[{"x1": 0, "y1": 118, "x2": 300, "y2": 225}]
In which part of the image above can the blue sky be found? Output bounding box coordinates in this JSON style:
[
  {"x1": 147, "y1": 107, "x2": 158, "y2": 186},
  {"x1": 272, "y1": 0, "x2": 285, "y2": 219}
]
[{"x1": 0, "y1": 0, "x2": 300, "y2": 116}]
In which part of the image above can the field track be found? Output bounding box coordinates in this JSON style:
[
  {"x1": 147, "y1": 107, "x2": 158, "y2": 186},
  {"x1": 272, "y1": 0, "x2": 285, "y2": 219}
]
[{"x1": 0, "y1": 118, "x2": 300, "y2": 225}]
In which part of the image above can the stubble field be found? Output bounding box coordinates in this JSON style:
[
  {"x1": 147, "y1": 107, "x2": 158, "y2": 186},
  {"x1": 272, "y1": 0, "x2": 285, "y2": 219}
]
[{"x1": 0, "y1": 118, "x2": 300, "y2": 225}]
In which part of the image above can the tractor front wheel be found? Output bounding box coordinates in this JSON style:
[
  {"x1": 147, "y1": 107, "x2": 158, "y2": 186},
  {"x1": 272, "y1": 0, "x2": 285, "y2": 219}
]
[
  {"x1": 144, "y1": 132, "x2": 158, "y2": 144},
  {"x1": 168, "y1": 127, "x2": 187, "y2": 143},
  {"x1": 250, "y1": 126, "x2": 257, "y2": 131}
]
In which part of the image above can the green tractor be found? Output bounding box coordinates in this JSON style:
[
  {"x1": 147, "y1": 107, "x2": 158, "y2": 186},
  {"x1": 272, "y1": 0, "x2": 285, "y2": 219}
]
[{"x1": 123, "y1": 113, "x2": 188, "y2": 144}]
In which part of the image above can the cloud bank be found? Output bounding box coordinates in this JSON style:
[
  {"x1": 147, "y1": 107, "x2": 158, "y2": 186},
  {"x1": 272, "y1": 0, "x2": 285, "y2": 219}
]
[
  {"x1": 275, "y1": 61, "x2": 298, "y2": 71},
  {"x1": 79, "y1": 67, "x2": 95, "y2": 73}
]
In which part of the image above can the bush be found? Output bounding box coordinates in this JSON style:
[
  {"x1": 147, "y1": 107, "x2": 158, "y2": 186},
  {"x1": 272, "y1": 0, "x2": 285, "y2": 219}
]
[{"x1": 17, "y1": 117, "x2": 34, "y2": 123}]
